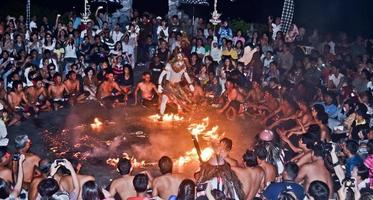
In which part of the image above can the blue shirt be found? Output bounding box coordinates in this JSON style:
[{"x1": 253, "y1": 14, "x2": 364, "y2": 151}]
[
  {"x1": 345, "y1": 155, "x2": 363, "y2": 177},
  {"x1": 263, "y1": 180, "x2": 305, "y2": 200}
]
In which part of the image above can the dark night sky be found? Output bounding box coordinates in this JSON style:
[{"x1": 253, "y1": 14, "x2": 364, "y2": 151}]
[{"x1": 0, "y1": 0, "x2": 372, "y2": 35}]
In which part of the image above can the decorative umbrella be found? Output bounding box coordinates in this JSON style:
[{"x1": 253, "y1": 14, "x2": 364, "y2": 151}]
[
  {"x1": 180, "y1": 0, "x2": 210, "y2": 35},
  {"x1": 281, "y1": 0, "x2": 295, "y2": 33},
  {"x1": 91, "y1": 0, "x2": 124, "y2": 14}
]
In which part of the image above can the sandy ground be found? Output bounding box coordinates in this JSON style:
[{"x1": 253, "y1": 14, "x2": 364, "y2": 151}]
[{"x1": 7, "y1": 102, "x2": 262, "y2": 187}]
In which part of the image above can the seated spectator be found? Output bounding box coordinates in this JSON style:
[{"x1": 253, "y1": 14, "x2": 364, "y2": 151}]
[
  {"x1": 109, "y1": 158, "x2": 136, "y2": 200},
  {"x1": 128, "y1": 173, "x2": 150, "y2": 200},
  {"x1": 263, "y1": 162, "x2": 306, "y2": 200},
  {"x1": 153, "y1": 156, "x2": 184, "y2": 199}
]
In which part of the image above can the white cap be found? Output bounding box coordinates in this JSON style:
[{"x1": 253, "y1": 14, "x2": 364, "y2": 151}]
[{"x1": 156, "y1": 16, "x2": 162, "y2": 20}]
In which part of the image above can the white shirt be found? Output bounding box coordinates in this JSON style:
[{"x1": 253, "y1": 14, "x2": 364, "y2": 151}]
[
  {"x1": 122, "y1": 42, "x2": 134, "y2": 56},
  {"x1": 64, "y1": 44, "x2": 77, "y2": 59},
  {"x1": 157, "y1": 26, "x2": 169, "y2": 41},
  {"x1": 158, "y1": 63, "x2": 192, "y2": 84},
  {"x1": 271, "y1": 23, "x2": 281, "y2": 40},
  {"x1": 111, "y1": 30, "x2": 124, "y2": 43},
  {"x1": 210, "y1": 47, "x2": 222, "y2": 63},
  {"x1": 191, "y1": 46, "x2": 206, "y2": 56},
  {"x1": 29, "y1": 21, "x2": 37, "y2": 31},
  {"x1": 328, "y1": 41, "x2": 336, "y2": 55},
  {"x1": 328, "y1": 73, "x2": 344, "y2": 88}
]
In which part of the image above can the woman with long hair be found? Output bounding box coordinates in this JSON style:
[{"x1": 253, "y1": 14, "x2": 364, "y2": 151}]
[
  {"x1": 175, "y1": 179, "x2": 195, "y2": 200},
  {"x1": 82, "y1": 181, "x2": 105, "y2": 200}
]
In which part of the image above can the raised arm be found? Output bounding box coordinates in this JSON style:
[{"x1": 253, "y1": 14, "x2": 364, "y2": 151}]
[{"x1": 10, "y1": 154, "x2": 25, "y2": 198}]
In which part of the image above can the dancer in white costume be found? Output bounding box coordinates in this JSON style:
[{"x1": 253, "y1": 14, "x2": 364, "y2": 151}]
[{"x1": 158, "y1": 52, "x2": 194, "y2": 119}]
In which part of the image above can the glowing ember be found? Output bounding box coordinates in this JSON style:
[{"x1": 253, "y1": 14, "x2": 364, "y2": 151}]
[
  {"x1": 90, "y1": 118, "x2": 103, "y2": 130},
  {"x1": 149, "y1": 114, "x2": 184, "y2": 122},
  {"x1": 106, "y1": 158, "x2": 119, "y2": 167}
]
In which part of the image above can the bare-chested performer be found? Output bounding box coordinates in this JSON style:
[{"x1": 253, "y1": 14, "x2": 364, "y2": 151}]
[
  {"x1": 295, "y1": 145, "x2": 334, "y2": 199},
  {"x1": 217, "y1": 138, "x2": 239, "y2": 167},
  {"x1": 133, "y1": 72, "x2": 158, "y2": 108},
  {"x1": 218, "y1": 78, "x2": 245, "y2": 120},
  {"x1": 255, "y1": 145, "x2": 277, "y2": 185},
  {"x1": 152, "y1": 156, "x2": 184, "y2": 199},
  {"x1": 0, "y1": 147, "x2": 12, "y2": 183},
  {"x1": 232, "y1": 150, "x2": 266, "y2": 200},
  {"x1": 13, "y1": 135, "x2": 41, "y2": 189},
  {"x1": 47, "y1": 73, "x2": 70, "y2": 110},
  {"x1": 26, "y1": 78, "x2": 51, "y2": 112},
  {"x1": 97, "y1": 71, "x2": 128, "y2": 108},
  {"x1": 59, "y1": 158, "x2": 95, "y2": 199},
  {"x1": 109, "y1": 158, "x2": 136, "y2": 200},
  {"x1": 7, "y1": 81, "x2": 33, "y2": 118},
  {"x1": 64, "y1": 70, "x2": 88, "y2": 105}
]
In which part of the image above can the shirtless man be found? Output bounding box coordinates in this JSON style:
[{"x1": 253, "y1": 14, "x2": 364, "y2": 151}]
[
  {"x1": 255, "y1": 146, "x2": 277, "y2": 184},
  {"x1": 217, "y1": 138, "x2": 239, "y2": 167},
  {"x1": 13, "y1": 135, "x2": 41, "y2": 188},
  {"x1": 48, "y1": 73, "x2": 70, "y2": 110},
  {"x1": 7, "y1": 81, "x2": 32, "y2": 118},
  {"x1": 109, "y1": 158, "x2": 136, "y2": 199},
  {"x1": 0, "y1": 147, "x2": 12, "y2": 183},
  {"x1": 246, "y1": 88, "x2": 279, "y2": 118},
  {"x1": 232, "y1": 150, "x2": 266, "y2": 200},
  {"x1": 64, "y1": 70, "x2": 87, "y2": 105},
  {"x1": 29, "y1": 159, "x2": 62, "y2": 200},
  {"x1": 152, "y1": 156, "x2": 184, "y2": 199},
  {"x1": 263, "y1": 96, "x2": 296, "y2": 129},
  {"x1": 26, "y1": 79, "x2": 51, "y2": 112},
  {"x1": 97, "y1": 71, "x2": 127, "y2": 108},
  {"x1": 218, "y1": 78, "x2": 245, "y2": 120},
  {"x1": 295, "y1": 146, "x2": 334, "y2": 199},
  {"x1": 59, "y1": 158, "x2": 95, "y2": 199},
  {"x1": 133, "y1": 72, "x2": 158, "y2": 108}
]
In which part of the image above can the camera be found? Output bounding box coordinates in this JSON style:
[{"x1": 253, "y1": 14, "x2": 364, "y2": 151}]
[
  {"x1": 343, "y1": 177, "x2": 355, "y2": 188},
  {"x1": 196, "y1": 183, "x2": 208, "y2": 192},
  {"x1": 320, "y1": 142, "x2": 333, "y2": 152},
  {"x1": 13, "y1": 152, "x2": 20, "y2": 161},
  {"x1": 55, "y1": 159, "x2": 65, "y2": 165}
]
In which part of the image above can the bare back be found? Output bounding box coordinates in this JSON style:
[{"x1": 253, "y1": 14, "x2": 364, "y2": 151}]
[
  {"x1": 152, "y1": 174, "x2": 184, "y2": 199},
  {"x1": 22, "y1": 153, "x2": 41, "y2": 184},
  {"x1": 233, "y1": 167, "x2": 266, "y2": 200},
  {"x1": 259, "y1": 161, "x2": 277, "y2": 184},
  {"x1": 59, "y1": 174, "x2": 95, "y2": 199},
  {"x1": 109, "y1": 175, "x2": 136, "y2": 200}
]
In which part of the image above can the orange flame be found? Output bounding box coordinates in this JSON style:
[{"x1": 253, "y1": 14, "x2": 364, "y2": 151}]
[
  {"x1": 149, "y1": 114, "x2": 184, "y2": 122},
  {"x1": 90, "y1": 118, "x2": 103, "y2": 130}
]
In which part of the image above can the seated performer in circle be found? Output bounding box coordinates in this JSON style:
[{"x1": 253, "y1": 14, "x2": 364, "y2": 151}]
[{"x1": 133, "y1": 72, "x2": 158, "y2": 108}]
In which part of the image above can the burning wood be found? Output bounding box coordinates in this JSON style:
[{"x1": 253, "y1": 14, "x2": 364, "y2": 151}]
[
  {"x1": 149, "y1": 114, "x2": 184, "y2": 122},
  {"x1": 90, "y1": 118, "x2": 103, "y2": 130}
]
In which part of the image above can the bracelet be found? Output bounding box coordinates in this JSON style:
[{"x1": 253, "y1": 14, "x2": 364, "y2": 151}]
[{"x1": 332, "y1": 162, "x2": 340, "y2": 167}]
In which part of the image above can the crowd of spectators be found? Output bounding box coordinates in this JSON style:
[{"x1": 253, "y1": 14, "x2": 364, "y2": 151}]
[{"x1": 1, "y1": 6, "x2": 373, "y2": 200}]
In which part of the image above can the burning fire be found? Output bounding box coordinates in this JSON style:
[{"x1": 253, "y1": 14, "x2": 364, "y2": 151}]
[
  {"x1": 176, "y1": 147, "x2": 215, "y2": 167},
  {"x1": 149, "y1": 114, "x2": 184, "y2": 122},
  {"x1": 106, "y1": 153, "x2": 156, "y2": 168},
  {"x1": 90, "y1": 118, "x2": 103, "y2": 130},
  {"x1": 188, "y1": 118, "x2": 222, "y2": 142}
]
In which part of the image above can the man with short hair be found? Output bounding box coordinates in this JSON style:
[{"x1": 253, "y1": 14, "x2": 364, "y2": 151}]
[
  {"x1": 13, "y1": 134, "x2": 41, "y2": 188},
  {"x1": 343, "y1": 140, "x2": 364, "y2": 177},
  {"x1": 133, "y1": 72, "x2": 158, "y2": 108},
  {"x1": 255, "y1": 145, "x2": 277, "y2": 184},
  {"x1": 7, "y1": 80, "x2": 32, "y2": 118},
  {"x1": 110, "y1": 158, "x2": 136, "y2": 200},
  {"x1": 218, "y1": 138, "x2": 239, "y2": 167},
  {"x1": 48, "y1": 73, "x2": 70, "y2": 110},
  {"x1": 307, "y1": 180, "x2": 330, "y2": 200},
  {"x1": 152, "y1": 156, "x2": 184, "y2": 199},
  {"x1": 232, "y1": 150, "x2": 266, "y2": 200},
  {"x1": 97, "y1": 71, "x2": 128, "y2": 108},
  {"x1": 128, "y1": 174, "x2": 150, "y2": 200},
  {"x1": 263, "y1": 162, "x2": 305, "y2": 200},
  {"x1": 295, "y1": 146, "x2": 334, "y2": 198}
]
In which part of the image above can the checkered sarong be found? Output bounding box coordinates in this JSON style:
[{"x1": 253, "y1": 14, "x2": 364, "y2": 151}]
[
  {"x1": 281, "y1": 0, "x2": 295, "y2": 33},
  {"x1": 180, "y1": 0, "x2": 209, "y2": 6}
]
